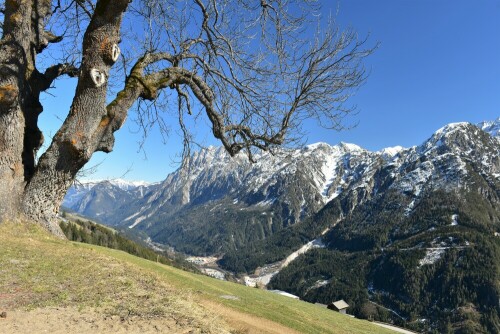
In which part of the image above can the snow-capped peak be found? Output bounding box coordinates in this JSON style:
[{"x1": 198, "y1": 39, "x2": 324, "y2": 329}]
[
  {"x1": 433, "y1": 122, "x2": 470, "y2": 137},
  {"x1": 378, "y1": 146, "x2": 405, "y2": 158},
  {"x1": 109, "y1": 178, "x2": 151, "y2": 190},
  {"x1": 78, "y1": 178, "x2": 151, "y2": 190},
  {"x1": 305, "y1": 142, "x2": 332, "y2": 150},
  {"x1": 338, "y1": 142, "x2": 363, "y2": 152},
  {"x1": 478, "y1": 117, "x2": 500, "y2": 138}
]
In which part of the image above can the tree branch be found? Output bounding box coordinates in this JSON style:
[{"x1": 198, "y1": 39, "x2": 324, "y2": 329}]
[
  {"x1": 94, "y1": 52, "x2": 179, "y2": 153},
  {"x1": 32, "y1": 63, "x2": 80, "y2": 92}
]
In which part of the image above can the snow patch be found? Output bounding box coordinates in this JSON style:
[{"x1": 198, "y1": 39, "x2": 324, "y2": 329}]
[
  {"x1": 434, "y1": 122, "x2": 470, "y2": 137},
  {"x1": 397, "y1": 161, "x2": 435, "y2": 196},
  {"x1": 128, "y1": 215, "x2": 147, "y2": 229},
  {"x1": 478, "y1": 118, "x2": 500, "y2": 138},
  {"x1": 305, "y1": 142, "x2": 331, "y2": 150},
  {"x1": 419, "y1": 248, "x2": 445, "y2": 267},
  {"x1": 81, "y1": 178, "x2": 152, "y2": 190},
  {"x1": 244, "y1": 273, "x2": 277, "y2": 287},
  {"x1": 269, "y1": 290, "x2": 300, "y2": 299},
  {"x1": 404, "y1": 200, "x2": 416, "y2": 216},
  {"x1": 256, "y1": 198, "x2": 276, "y2": 206},
  {"x1": 202, "y1": 268, "x2": 226, "y2": 280},
  {"x1": 309, "y1": 279, "x2": 330, "y2": 290},
  {"x1": 339, "y1": 142, "x2": 363, "y2": 151},
  {"x1": 282, "y1": 238, "x2": 325, "y2": 267},
  {"x1": 378, "y1": 146, "x2": 404, "y2": 160},
  {"x1": 320, "y1": 154, "x2": 340, "y2": 200}
]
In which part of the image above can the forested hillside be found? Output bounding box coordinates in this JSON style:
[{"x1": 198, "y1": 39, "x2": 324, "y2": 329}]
[
  {"x1": 267, "y1": 190, "x2": 500, "y2": 333},
  {"x1": 59, "y1": 217, "x2": 197, "y2": 273},
  {"x1": 219, "y1": 121, "x2": 500, "y2": 333}
]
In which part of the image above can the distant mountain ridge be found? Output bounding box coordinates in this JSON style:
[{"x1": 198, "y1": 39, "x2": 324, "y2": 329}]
[
  {"x1": 64, "y1": 139, "x2": 396, "y2": 254},
  {"x1": 63, "y1": 118, "x2": 500, "y2": 254},
  {"x1": 63, "y1": 179, "x2": 158, "y2": 219}
]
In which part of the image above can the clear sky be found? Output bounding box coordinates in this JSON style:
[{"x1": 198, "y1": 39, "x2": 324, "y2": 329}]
[{"x1": 38, "y1": 0, "x2": 500, "y2": 183}]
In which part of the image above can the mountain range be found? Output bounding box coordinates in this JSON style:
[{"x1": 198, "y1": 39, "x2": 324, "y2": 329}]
[
  {"x1": 63, "y1": 119, "x2": 499, "y2": 254},
  {"x1": 63, "y1": 118, "x2": 500, "y2": 333}
]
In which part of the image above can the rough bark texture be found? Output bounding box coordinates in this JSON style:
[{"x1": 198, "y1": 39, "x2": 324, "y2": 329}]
[
  {"x1": 22, "y1": 0, "x2": 130, "y2": 235},
  {"x1": 0, "y1": 0, "x2": 33, "y2": 222}
]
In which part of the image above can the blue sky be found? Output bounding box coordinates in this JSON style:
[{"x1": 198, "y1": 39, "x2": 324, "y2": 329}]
[{"x1": 38, "y1": 0, "x2": 500, "y2": 182}]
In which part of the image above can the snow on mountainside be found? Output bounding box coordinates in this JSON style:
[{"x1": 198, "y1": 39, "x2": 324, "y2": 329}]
[
  {"x1": 62, "y1": 119, "x2": 500, "y2": 256},
  {"x1": 62, "y1": 179, "x2": 154, "y2": 218},
  {"x1": 66, "y1": 178, "x2": 152, "y2": 193},
  {"x1": 103, "y1": 178, "x2": 152, "y2": 190},
  {"x1": 478, "y1": 117, "x2": 500, "y2": 138},
  {"x1": 81, "y1": 178, "x2": 153, "y2": 190},
  {"x1": 118, "y1": 140, "x2": 376, "y2": 231},
  {"x1": 377, "y1": 145, "x2": 404, "y2": 160},
  {"x1": 386, "y1": 121, "x2": 499, "y2": 220}
]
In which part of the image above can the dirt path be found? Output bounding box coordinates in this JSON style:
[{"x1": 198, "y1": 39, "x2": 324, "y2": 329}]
[
  {"x1": 0, "y1": 307, "x2": 201, "y2": 334},
  {"x1": 201, "y1": 300, "x2": 301, "y2": 334},
  {"x1": 0, "y1": 303, "x2": 299, "y2": 334}
]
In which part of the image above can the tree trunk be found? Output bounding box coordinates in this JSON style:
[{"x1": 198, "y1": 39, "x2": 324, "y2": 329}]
[
  {"x1": 0, "y1": 104, "x2": 26, "y2": 221},
  {"x1": 0, "y1": 0, "x2": 130, "y2": 237},
  {"x1": 22, "y1": 0, "x2": 130, "y2": 235},
  {"x1": 0, "y1": 0, "x2": 32, "y2": 223}
]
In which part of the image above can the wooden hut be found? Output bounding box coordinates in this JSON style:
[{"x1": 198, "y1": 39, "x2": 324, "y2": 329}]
[{"x1": 328, "y1": 300, "x2": 349, "y2": 314}]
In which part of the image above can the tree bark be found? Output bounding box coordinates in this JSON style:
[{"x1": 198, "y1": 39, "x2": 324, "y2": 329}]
[
  {"x1": 0, "y1": 0, "x2": 33, "y2": 222},
  {"x1": 22, "y1": 0, "x2": 130, "y2": 234}
]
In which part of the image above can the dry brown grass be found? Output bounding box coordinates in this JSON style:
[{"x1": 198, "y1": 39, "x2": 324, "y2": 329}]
[
  {"x1": 0, "y1": 221, "x2": 230, "y2": 333},
  {"x1": 0, "y1": 221, "x2": 395, "y2": 334}
]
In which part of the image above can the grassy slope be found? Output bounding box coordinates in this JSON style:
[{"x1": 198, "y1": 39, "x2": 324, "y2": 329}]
[{"x1": 0, "y1": 222, "x2": 393, "y2": 334}]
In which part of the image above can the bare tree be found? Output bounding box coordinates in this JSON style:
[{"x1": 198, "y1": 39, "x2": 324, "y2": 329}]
[{"x1": 0, "y1": 0, "x2": 374, "y2": 236}]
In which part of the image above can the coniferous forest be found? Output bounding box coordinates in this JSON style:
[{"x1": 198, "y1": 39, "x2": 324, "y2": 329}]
[
  {"x1": 59, "y1": 218, "x2": 197, "y2": 273},
  {"x1": 265, "y1": 190, "x2": 500, "y2": 333}
]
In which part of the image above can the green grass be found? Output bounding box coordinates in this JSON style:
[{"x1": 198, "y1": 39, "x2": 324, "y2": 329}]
[
  {"x1": 78, "y1": 241, "x2": 394, "y2": 333},
  {"x1": 0, "y1": 221, "x2": 394, "y2": 334}
]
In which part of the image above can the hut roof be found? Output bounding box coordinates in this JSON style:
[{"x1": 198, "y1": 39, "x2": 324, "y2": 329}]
[{"x1": 331, "y1": 300, "x2": 349, "y2": 310}]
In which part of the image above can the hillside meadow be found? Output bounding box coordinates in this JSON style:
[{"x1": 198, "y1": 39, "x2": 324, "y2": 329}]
[{"x1": 0, "y1": 221, "x2": 396, "y2": 333}]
